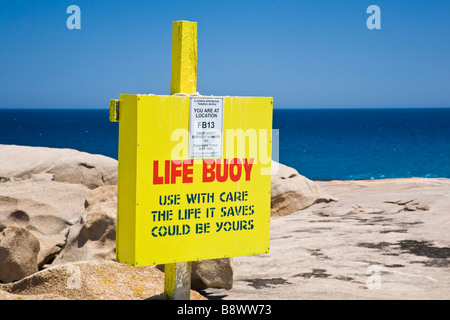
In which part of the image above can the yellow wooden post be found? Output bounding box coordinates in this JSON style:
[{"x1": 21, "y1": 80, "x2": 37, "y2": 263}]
[
  {"x1": 164, "y1": 20, "x2": 197, "y2": 300},
  {"x1": 170, "y1": 20, "x2": 197, "y2": 95}
]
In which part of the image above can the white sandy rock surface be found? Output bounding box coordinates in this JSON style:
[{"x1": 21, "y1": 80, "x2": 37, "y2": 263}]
[{"x1": 204, "y1": 178, "x2": 450, "y2": 300}]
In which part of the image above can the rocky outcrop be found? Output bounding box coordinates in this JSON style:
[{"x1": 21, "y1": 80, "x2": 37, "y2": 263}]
[
  {"x1": 0, "y1": 145, "x2": 118, "y2": 189},
  {"x1": 0, "y1": 144, "x2": 336, "y2": 297},
  {"x1": 192, "y1": 258, "x2": 234, "y2": 290},
  {"x1": 84, "y1": 185, "x2": 117, "y2": 208},
  {"x1": 53, "y1": 187, "x2": 117, "y2": 265},
  {"x1": 0, "y1": 260, "x2": 206, "y2": 300},
  {"x1": 0, "y1": 226, "x2": 40, "y2": 283},
  {"x1": 271, "y1": 162, "x2": 337, "y2": 216},
  {"x1": 0, "y1": 175, "x2": 90, "y2": 269}
]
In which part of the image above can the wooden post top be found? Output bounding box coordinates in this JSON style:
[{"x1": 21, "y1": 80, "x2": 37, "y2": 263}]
[{"x1": 170, "y1": 21, "x2": 197, "y2": 95}]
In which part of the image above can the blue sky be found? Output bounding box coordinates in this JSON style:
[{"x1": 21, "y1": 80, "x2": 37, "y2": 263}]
[{"x1": 0, "y1": 0, "x2": 449, "y2": 109}]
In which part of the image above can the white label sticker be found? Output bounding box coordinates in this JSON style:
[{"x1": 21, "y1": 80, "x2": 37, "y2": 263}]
[{"x1": 189, "y1": 97, "x2": 223, "y2": 159}]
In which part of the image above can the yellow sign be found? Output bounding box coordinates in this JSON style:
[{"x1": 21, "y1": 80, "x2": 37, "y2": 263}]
[{"x1": 115, "y1": 94, "x2": 272, "y2": 266}]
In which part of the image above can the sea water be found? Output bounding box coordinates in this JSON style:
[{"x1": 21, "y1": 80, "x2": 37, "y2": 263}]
[{"x1": 0, "y1": 108, "x2": 449, "y2": 180}]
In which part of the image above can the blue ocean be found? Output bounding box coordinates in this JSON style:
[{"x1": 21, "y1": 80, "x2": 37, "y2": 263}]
[{"x1": 0, "y1": 108, "x2": 449, "y2": 181}]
